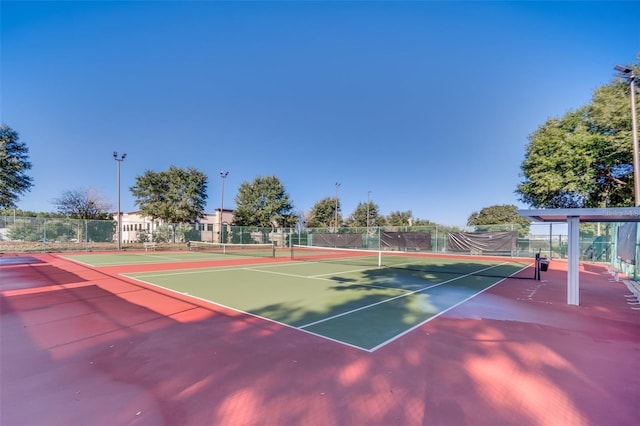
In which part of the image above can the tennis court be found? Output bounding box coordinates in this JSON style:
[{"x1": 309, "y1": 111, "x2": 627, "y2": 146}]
[
  {"x1": 4, "y1": 250, "x2": 639, "y2": 425},
  {"x1": 64, "y1": 246, "x2": 530, "y2": 350}
]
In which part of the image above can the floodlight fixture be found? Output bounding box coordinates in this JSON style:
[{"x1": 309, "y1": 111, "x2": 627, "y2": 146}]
[
  {"x1": 615, "y1": 65, "x2": 633, "y2": 74},
  {"x1": 219, "y1": 171, "x2": 229, "y2": 243}
]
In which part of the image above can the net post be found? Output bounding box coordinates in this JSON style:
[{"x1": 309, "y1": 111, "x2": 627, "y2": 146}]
[
  {"x1": 272, "y1": 241, "x2": 276, "y2": 258},
  {"x1": 378, "y1": 250, "x2": 382, "y2": 267}
]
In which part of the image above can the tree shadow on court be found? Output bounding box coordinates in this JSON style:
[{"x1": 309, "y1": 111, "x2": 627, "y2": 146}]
[
  {"x1": 4, "y1": 256, "x2": 636, "y2": 426},
  {"x1": 1, "y1": 262, "x2": 88, "y2": 292},
  {"x1": 246, "y1": 260, "x2": 534, "y2": 350},
  {"x1": 249, "y1": 285, "x2": 403, "y2": 330}
]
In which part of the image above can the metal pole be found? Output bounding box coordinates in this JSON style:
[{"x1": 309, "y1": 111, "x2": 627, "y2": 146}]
[
  {"x1": 549, "y1": 223, "x2": 553, "y2": 258},
  {"x1": 335, "y1": 182, "x2": 340, "y2": 232},
  {"x1": 615, "y1": 65, "x2": 639, "y2": 205},
  {"x1": 630, "y1": 75, "x2": 639, "y2": 205},
  {"x1": 113, "y1": 152, "x2": 126, "y2": 250},
  {"x1": 220, "y1": 171, "x2": 229, "y2": 243},
  {"x1": 117, "y1": 160, "x2": 120, "y2": 250},
  {"x1": 367, "y1": 190, "x2": 371, "y2": 229}
]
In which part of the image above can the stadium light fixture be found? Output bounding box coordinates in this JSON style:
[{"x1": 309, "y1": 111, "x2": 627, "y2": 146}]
[
  {"x1": 614, "y1": 64, "x2": 639, "y2": 205},
  {"x1": 220, "y1": 171, "x2": 229, "y2": 243},
  {"x1": 113, "y1": 152, "x2": 126, "y2": 250}
]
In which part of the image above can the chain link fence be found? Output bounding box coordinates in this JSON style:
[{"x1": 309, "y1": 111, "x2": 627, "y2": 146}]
[{"x1": 0, "y1": 215, "x2": 620, "y2": 264}]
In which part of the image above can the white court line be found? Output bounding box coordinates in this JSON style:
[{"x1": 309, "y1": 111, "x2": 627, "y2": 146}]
[
  {"x1": 64, "y1": 252, "x2": 214, "y2": 267},
  {"x1": 243, "y1": 267, "x2": 323, "y2": 280},
  {"x1": 128, "y1": 260, "x2": 312, "y2": 278},
  {"x1": 124, "y1": 259, "x2": 529, "y2": 352},
  {"x1": 124, "y1": 274, "x2": 376, "y2": 353},
  {"x1": 309, "y1": 266, "x2": 380, "y2": 278},
  {"x1": 298, "y1": 262, "x2": 513, "y2": 329},
  {"x1": 244, "y1": 267, "x2": 411, "y2": 292}
]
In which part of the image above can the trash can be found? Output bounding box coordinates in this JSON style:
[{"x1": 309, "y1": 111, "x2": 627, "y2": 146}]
[{"x1": 539, "y1": 259, "x2": 550, "y2": 272}]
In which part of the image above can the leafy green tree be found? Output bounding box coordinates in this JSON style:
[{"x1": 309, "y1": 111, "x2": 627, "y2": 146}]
[
  {"x1": 409, "y1": 218, "x2": 435, "y2": 226},
  {"x1": 42, "y1": 219, "x2": 72, "y2": 241},
  {"x1": 517, "y1": 62, "x2": 639, "y2": 208},
  {"x1": 7, "y1": 218, "x2": 38, "y2": 241},
  {"x1": 53, "y1": 188, "x2": 112, "y2": 219},
  {"x1": 233, "y1": 175, "x2": 297, "y2": 227},
  {"x1": 0, "y1": 208, "x2": 61, "y2": 218},
  {"x1": 467, "y1": 204, "x2": 530, "y2": 236},
  {"x1": 386, "y1": 210, "x2": 413, "y2": 226},
  {"x1": 306, "y1": 196, "x2": 341, "y2": 229},
  {"x1": 345, "y1": 201, "x2": 385, "y2": 227},
  {"x1": 175, "y1": 223, "x2": 199, "y2": 242},
  {"x1": 0, "y1": 124, "x2": 34, "y2": 208},
  {"x1": 152, "y1": 224, "x2": 173, "y2": 243},
  {"x1": 588, "y1": 72, "x2": 639, "y2": 207},
  {"x1": 517, "y1": 109, "x2": 600, "y2": 207},
  {"x1": 130, "y1": 166, "x2": 208, "y2": 223}
]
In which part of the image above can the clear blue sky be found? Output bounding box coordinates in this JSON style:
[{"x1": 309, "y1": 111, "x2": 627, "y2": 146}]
[{"x1": 2, "y1": 1, "x2": 639, "y2": 226}]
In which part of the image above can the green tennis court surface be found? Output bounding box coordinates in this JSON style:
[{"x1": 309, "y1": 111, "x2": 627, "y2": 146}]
[{"x1": 118, "y1": 254, "x2": 529, "y2": 351}]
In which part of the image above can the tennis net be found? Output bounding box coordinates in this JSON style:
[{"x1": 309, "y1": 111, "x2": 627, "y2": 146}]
[
  {"x1": 290, "y1": 245, "x2": 532, "y2": 278},
  {"x1": 291, "y1": 245, "x2": 383, "y2": 266},
  {"x1": 190, "y1": 241, "x2": 276, "y2": 258}
]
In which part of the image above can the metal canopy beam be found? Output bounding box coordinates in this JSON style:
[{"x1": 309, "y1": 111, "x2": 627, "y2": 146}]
[{"x1": 517, "y1": 207, "x2": 640, "y2": 223}]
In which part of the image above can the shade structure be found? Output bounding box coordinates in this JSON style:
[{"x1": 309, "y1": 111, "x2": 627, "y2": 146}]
[{"x1": 517, "y1": 207, "x2": 640, "y2": 305}]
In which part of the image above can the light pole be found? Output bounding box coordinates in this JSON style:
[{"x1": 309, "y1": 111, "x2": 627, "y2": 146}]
[
  {"x1": 615, "y1": 64, "x2": 639, "y2": 205},
  {"x1": 113, "y1": 152, "x2": 126, "y2": 250},
  {"x1": 220, "y1": 171, "x2": 229, "y2": 243},
  {"x1": 367, "y1": 190, "x2": 371, "y2": 229},
  {"x1": 334, "y1": 182, "x2": 341, "y2": 232}
]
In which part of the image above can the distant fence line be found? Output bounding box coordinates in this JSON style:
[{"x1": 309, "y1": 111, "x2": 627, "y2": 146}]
[{"x1": 0, "y1": 215, "x2": 619, "y2": 262}]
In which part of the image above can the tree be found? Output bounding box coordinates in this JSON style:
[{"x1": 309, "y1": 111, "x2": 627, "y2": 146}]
[
  {"x1": 344, "y1": 201, "x2": 385, "y2": 227},
  {"x1": 175, "y1": 223, "x2": 200, "y2": 243},
  {"x1": 516, "y1": 62, "x2": 639, "y2": 208},
  {"x1": 0, "y1": 208, "x2": 62, "y2": 218},
  {"x1": 130, "y1": 166, "x2": 208, "y2": 223},
  {"x1": 386, "y1": 210, "x2": 413, "y2": 226},
  {"x1": 8, "y1": 219, "x2": 38, "y2": 241},
  {"x1": 467, "y1": 204, "x2": 530, "y2": 235},
  {"x1": 53, "y1": 187, "x2": 112, "y2": 219},
  {"x1": 0, "y1": 124, "x2": 34, "y2": 208},
  {"x1": 232, "y1": 175, "x2": 297, "y2": 227},
  {"x1": 412, "y1": 218, "x2": 436, "y2": 226},
  {"x1": 306, "y1": 197, "x2": 341, "y2": 229}
]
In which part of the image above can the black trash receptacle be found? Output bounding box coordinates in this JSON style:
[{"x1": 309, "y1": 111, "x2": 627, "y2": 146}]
[{"x1": 539, "y1": 259, "x2": 550, "y2": 271}]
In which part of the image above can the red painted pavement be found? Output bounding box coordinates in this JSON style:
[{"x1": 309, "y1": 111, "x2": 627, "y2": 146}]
[{"x1": 1, "y1": 253, "x2": 638, "y2": 425}]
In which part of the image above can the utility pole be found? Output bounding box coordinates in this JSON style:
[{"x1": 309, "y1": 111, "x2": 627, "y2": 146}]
[
  {"x1": 334, "y1": 182, "x2": 341, "y2": 232},
  {"x1": 614, "y1": 64, "x2": 639, "y2": 205},
  {"x1": 113, "y1": 152, "x2": 126, "y2": 250}
]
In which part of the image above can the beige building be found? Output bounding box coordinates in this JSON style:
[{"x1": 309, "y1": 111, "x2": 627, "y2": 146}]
[{"x1": 113, "y1": 208, "x2": 234, "y2": 244}]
